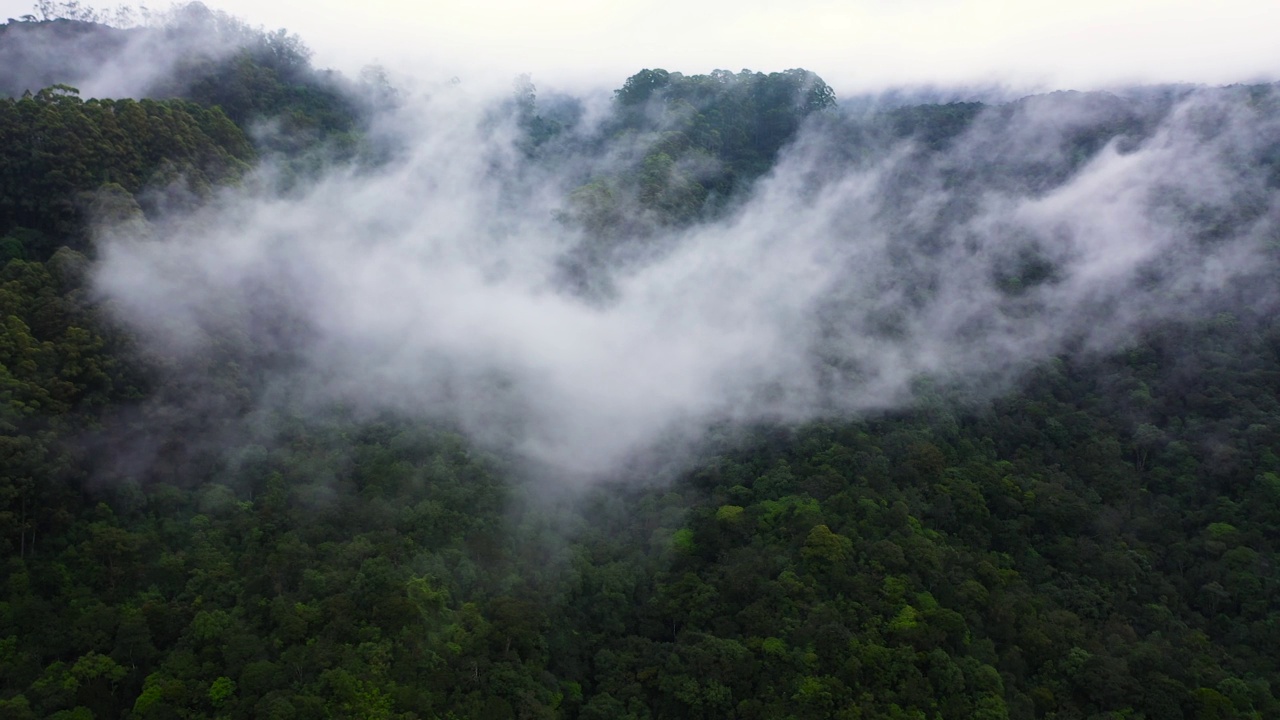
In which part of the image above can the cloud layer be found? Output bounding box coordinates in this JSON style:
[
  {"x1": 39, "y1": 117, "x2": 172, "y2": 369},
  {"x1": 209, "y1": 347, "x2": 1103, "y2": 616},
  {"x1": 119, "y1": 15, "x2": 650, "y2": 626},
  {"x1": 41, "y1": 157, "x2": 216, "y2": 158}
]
[{"x1": 92, "y1": 81, "x2": 1280, "y2": 479}]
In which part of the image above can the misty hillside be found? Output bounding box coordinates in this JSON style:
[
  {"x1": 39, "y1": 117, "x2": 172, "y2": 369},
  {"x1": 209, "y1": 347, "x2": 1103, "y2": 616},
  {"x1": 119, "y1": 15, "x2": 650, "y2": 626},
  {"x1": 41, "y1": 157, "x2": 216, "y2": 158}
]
[
  {"x1": 0, "y1": 17, "x2": 135, "y2": 95},
  {"x1": 2, "y1": 6, "x2": 1280, "y2": 720},
  {"x1": 0, "y1": 7, "x2": 366, "y2": 154}
]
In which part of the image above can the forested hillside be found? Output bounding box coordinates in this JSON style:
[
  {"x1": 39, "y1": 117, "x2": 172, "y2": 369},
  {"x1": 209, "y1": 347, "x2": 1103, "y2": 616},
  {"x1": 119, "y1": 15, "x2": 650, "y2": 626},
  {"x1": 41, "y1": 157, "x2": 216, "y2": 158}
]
[{"x1": 1, "y1": 6, "x2": 1278, "y2": 720}]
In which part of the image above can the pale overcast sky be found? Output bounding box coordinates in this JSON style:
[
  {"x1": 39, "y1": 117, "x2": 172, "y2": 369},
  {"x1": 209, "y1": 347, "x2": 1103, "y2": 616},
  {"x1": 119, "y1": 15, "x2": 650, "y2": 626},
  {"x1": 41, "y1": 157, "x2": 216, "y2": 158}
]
[{"x1": 3, "y1": 0, "x2": 1279, "y2": 95}]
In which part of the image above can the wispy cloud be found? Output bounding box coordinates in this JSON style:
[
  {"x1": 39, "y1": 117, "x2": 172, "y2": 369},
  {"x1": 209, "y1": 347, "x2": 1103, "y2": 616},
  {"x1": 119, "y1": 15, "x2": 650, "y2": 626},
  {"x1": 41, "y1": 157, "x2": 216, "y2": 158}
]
[{"x1": 90, "y1": 79, "x2": 1280, "y2": 479}]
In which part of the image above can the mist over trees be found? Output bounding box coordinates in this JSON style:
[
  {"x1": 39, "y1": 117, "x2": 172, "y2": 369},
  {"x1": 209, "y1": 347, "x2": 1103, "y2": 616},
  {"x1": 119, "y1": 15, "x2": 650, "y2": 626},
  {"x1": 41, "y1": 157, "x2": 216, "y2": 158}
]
[{"x1": 2, "y1": 4, "x2": 1279, "y2": 720}]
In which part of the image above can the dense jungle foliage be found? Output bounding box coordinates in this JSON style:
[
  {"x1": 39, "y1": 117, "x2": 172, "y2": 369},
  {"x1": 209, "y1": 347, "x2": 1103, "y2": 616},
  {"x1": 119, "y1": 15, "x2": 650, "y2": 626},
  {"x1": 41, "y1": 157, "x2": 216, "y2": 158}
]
[{"x1": 2, "y1": 8, "x2": 1279, "y2": 720}]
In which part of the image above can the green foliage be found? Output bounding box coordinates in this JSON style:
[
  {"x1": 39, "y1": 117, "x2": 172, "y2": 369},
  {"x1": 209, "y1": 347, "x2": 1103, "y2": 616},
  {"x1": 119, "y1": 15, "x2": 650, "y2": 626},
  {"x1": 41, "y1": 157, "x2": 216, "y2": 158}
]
[
  {"x1": 801, "y1": 523, "x2": 852, "y2": 565},
  {"x1": 714, "y1": 504, "x2": 744, "y2": 523},
  {"x1": 558, "y1": 67, "x2": 837, "y2": 272},
  {"x1": 671, "y1": 527, "x2": 696, "y2": 554},
  {"x1": 0, "y1": 87, "x2": 253, "y2": 253}
]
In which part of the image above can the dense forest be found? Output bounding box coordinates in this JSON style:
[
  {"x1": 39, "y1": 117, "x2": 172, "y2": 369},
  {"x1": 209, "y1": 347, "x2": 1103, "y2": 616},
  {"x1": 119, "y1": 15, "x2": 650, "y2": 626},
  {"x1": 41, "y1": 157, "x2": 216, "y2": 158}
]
[{"x1": 2, "y1": 4, "x2": 1279, "y2": 720}]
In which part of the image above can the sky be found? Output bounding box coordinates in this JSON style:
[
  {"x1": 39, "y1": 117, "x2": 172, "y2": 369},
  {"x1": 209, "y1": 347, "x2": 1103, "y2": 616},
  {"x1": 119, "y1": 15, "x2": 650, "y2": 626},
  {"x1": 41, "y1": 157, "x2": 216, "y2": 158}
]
[{"x1": 3, "y1": 0, "x2": 1280, "y2": 95}]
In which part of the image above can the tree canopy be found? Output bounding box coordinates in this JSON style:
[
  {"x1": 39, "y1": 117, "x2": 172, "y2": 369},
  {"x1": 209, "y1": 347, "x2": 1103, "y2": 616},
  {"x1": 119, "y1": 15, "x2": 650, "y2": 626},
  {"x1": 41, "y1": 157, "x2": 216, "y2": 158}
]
[{"x1": 1, "y1": 10, "x2": 1278, "y2": 719}]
